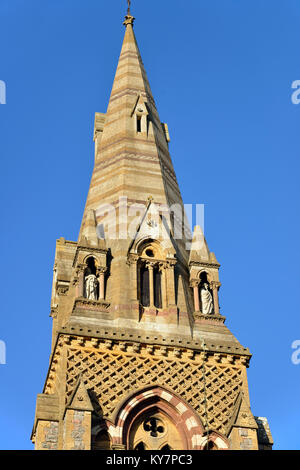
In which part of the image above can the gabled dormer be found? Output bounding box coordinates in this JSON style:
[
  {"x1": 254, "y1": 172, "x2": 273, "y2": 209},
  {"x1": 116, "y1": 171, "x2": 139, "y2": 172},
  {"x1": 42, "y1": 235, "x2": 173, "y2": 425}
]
[{"x1": 131, "y1": 94, "x2": 150, "y2": 135}]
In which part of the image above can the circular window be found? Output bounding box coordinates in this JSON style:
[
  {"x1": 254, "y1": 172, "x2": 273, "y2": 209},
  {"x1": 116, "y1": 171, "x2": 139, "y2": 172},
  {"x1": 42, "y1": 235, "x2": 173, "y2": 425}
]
[{"x1": 145, "y1": 249, "x2": 154, "y2": 258}]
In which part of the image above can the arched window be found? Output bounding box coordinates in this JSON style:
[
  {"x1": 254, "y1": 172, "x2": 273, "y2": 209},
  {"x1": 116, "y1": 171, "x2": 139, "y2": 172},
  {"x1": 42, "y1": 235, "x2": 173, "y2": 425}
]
[
  {"x1": 140, "y1": 264, "x2": 150, "y2": 307},
  {"x1": 137, "y1": 115, "x2": 142, "y2": 133},
  {"x1": 153, "y1": 266, "x2": 162, "y2": 309},
  {"x1": 139, "y1": 263, "x2": 162, "y2": 309},
  {"x1": 136, "y1": 241, "x2": 167, "y2": 310}
]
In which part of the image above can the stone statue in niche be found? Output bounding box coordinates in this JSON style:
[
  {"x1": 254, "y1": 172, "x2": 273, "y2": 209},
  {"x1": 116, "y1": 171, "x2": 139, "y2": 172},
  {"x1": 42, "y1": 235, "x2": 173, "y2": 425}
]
[
  {"x1": 200, "y1": 283, "x2": 214, "y2": 314},
  {"x1": 85, "y1": 274, "x2": 98, "y2": 300}
]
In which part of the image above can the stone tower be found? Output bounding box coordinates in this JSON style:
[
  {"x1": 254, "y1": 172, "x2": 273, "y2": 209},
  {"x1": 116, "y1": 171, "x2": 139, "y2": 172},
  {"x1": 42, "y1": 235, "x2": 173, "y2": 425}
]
[{"x1": 31, "y1": 9, "x2": 273, "y2": 451}]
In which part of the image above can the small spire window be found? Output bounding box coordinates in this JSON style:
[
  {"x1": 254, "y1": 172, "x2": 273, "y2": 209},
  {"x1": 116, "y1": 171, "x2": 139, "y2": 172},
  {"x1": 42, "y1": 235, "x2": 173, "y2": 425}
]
[
  {"x1": 137, "y1": 115, "x2": 142, "y2": 133},
  {"x1": 153, "y1": 266, "x2": 162, "y2": 309}
]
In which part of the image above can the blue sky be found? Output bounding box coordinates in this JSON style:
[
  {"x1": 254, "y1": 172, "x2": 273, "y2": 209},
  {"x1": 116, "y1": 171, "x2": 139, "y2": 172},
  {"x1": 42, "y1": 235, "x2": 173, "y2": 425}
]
[{"x1": 0, "y1": 0, "x2": 299, "y2": 450}]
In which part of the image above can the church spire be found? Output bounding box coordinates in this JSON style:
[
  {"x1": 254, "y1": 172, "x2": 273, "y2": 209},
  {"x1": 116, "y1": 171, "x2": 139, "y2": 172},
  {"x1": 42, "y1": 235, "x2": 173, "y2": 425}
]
[
  {"x1": 31, "y1": 6, "x2": 273, "y2": 452},
  {"x1": 79, "y1": 5, "x2": 184, "y2": 248}
]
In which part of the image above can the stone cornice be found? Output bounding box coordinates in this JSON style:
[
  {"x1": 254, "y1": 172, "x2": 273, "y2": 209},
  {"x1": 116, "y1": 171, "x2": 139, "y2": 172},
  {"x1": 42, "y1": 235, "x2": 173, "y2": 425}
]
[
  {"x1": 194, "y1": 312, "x2": 226, "y2": 324},
  {"x1": 189, "y1": 260, "x2": 221, "y2": 269},
  {"x1": 57, "y1": 333, "x2": 250, "y2": 367},
  {"x1": 72, "y1": 297, "x2": 110, "y2": 312},
  {"x1": 57, "y1": 324, "x2": 251, "y2": 359}
]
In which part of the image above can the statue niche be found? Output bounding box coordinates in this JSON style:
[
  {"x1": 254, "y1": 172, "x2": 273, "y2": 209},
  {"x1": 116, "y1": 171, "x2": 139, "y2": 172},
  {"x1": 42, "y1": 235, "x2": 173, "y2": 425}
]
[
  {"x1": 199, "y1": 272, "x2": 214, "y2": 315},
  {"x1": 84, "y1": 257, "x2": 99, "y2": 301},
  {"x1": 200, "y1": 282, "x2": 213, "y2": 314}
]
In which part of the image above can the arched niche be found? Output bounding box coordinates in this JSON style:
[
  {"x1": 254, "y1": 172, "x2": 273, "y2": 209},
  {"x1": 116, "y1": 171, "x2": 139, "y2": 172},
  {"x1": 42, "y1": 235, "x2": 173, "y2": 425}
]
[
  {"x1": 84, "y1": 256, "x2": 97, "y2": 277},
  {"x1": 83, "y1": 256, "x2": 99, "y2": 300},
  {"x1": 198, "y1": 271, "x2": 214, "y2": 315}
]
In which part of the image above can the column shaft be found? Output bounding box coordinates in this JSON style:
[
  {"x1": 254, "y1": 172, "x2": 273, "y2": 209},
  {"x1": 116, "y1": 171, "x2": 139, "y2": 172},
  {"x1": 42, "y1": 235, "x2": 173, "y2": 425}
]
[{"x1": 193, "y1": 285, "x2": 200, "y2": 312}]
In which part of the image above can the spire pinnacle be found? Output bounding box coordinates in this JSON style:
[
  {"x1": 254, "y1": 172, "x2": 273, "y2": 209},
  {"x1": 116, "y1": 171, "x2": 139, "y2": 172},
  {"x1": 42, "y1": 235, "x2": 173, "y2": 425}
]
[{"x1": 123, "y1": 0, "x2": 135, "y2": 26}]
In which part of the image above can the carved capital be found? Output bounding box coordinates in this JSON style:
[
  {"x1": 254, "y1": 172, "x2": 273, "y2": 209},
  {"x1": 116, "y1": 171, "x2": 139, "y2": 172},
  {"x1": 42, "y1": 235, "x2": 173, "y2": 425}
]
[
  {"x1": 190, "y1": 279, "x2": 200, "y2": 288},
  {"x1": 166, "y1": 259, "x2": 176, "y2": 269},
  {"x1": 145, "y1": 261, "x2": 157, "y2": 270},
  {"x1": 210, "y1": 281, "x2": 221, "y2": 290},
  {"x1": 126, "y1": 254, "x2": 139, "y2": 266},
  {"x1": 97, "y1": 266, "x2": 107, "y2": 275},
  {"x1": 158, "y1": 261, "x2": 167, "y2": 272},
  {"x1": 76, "y1": 263, "x2": 86, "y2": 273}
]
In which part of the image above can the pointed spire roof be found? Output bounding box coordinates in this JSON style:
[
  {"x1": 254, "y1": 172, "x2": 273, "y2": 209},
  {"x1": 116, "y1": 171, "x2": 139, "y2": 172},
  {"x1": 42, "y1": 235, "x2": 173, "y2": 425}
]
[
  {"x1": 189, "y1": 225, "x2": 220, "y2": 265},
  {"x1": 107, "y1": 11, "x2": 156, "y2": 118},
  {"x1": 79, "y1": 11, "x2": 185, "y2": 247}
]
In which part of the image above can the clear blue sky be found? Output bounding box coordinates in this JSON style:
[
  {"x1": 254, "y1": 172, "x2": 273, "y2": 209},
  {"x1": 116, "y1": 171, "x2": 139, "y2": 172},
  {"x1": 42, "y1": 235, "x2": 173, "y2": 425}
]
[{"x1": 0, "y1": 0, "x2": 299, "y2": 450}]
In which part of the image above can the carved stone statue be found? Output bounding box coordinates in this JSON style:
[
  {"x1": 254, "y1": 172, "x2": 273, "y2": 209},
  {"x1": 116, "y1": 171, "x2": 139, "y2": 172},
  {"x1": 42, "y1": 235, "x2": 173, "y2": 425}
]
[
  {"x1": 200, "y1": 283, "x2": 213, "y2": 314},
  {"x1": 85, "y1": 274, "x2": 98, "y2": 300}
]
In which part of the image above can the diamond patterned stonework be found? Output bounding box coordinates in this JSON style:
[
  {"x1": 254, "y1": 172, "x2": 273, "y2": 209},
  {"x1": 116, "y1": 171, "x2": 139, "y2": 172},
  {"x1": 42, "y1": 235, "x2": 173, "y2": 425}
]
[{"x1": 64, "y1": 344, "x2": 243, "y2": 435}]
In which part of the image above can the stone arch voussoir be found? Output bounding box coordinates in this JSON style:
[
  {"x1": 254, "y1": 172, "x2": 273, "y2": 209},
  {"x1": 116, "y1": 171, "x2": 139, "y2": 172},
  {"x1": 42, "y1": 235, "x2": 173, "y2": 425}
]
[{"x1": 108, "y1": 386, "x2": 206, "y2": 450}]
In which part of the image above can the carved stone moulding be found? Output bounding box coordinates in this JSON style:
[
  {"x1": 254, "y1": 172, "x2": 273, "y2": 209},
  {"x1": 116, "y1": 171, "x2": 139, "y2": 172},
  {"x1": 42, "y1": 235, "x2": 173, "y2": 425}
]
[
  {"x1": 73, "y1": 244, "x2": 108, "y2": 269},
  {"x1": 56, "y1": 281, "x2": 69, "y2": 296},
  {"x1": 194, "y1": 312, "x2": 226, "y2": 324},
  {"x1": 72, "y1": 297, "x2": 110, "y2": 313},
  {"x1": 54, "y1": 332, "x2": 250, "y2": 368},
  {"x1": 58, "y1": 325, "x2": 251, "y2": 357},
  {"x1": 189, "y1": 260, "x2": 221, "y2": 270}
]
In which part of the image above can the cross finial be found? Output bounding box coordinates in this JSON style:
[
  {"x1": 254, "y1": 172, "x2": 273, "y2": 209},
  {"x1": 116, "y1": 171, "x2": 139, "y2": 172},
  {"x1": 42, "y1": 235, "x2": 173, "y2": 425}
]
[{"x1": 123, "y1": 0, "x2": 135, "y2": 27}]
